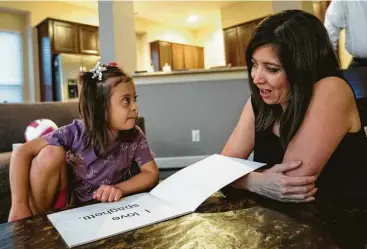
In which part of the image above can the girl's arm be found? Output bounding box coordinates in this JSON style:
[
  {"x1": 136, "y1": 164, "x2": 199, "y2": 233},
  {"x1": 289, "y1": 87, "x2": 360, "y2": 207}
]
[
  {"x1": 115, "y1": 160, "x2": 159, "y2": 195},
  {"x1": 93, "y1": 160, "x2": 159, "y2": 202}
]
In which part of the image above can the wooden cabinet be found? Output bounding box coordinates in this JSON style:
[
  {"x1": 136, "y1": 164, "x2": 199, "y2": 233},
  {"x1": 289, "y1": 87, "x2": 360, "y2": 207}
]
[
  {"x1": 183, "y1": 45, "x2": 196, "y2": 69},
  {"x1": 223, "y1": 17, "x2": 264, "y2": 67},
  {"x1": 78, "y1": 24, "x2": 99, "y2": 55},
  {"x1": 171, "y1": 43, "x2": 185, "y2": 70},
  {"x1": 150, "y1": 40, "x2": 205, "y2": 71},
  {"x1": 150, "y1": 41, "x2": 172, "y2": 72},
  {"x1": 52, "y1": 21, "x2": 79, "y2": 53},
  {"x1": 36, "y1": 18, "x2": 100, "y2": 101},
  {"x1": 196, "y1": 47, "x2": 204, "y2": 69},
  {"x1": 224, "y1": 28, "x2": 241, "y2": 67},
  {"x1": 159, "y1": 42, "x2": 172, "y2": 70}
]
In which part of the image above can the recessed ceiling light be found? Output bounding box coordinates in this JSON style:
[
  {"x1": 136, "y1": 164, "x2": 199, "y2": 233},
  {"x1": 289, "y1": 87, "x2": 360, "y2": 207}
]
[{"x1": 187, "y1": 15, "x2": 199, "y2": 23}]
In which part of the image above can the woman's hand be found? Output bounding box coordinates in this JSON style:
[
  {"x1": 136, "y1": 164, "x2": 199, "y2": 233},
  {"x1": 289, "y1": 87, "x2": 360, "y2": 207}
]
[
  {"x1": 93, "y1": 185, "x2": 124, "y2": 202},
  {"x1": 233, "y1": 161, "x2": 318, "y2": 203}
]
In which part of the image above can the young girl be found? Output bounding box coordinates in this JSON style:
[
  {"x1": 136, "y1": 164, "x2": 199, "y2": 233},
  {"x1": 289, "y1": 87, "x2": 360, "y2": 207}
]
[{"x1": 8, "y1": 62, "x2": 159, "y2": 222}]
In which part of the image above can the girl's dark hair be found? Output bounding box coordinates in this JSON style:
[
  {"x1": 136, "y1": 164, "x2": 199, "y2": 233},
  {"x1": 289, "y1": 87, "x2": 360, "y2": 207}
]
[
  {"x1": 78, "y1": 63, "x2": 135, "y2": 154},
  {"x1": 246, "y1": 9, "x2": 340, "y2": 148}
]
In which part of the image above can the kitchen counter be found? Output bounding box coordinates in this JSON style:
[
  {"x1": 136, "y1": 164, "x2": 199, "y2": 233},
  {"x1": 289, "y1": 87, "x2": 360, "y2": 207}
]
[
  {"x1": 132, "y1": 66, "x2": 247, "y2": 77},
  {"x1": 132, "y1": 67, "x2": 248, "y2": 85}
]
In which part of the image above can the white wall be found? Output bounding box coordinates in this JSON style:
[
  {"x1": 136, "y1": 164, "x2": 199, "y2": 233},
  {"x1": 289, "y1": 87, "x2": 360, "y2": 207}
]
[
  {"x1": 135, "y1": 18, "x2": 199, "y2": 70},
  {"x1": 195, "y1": 26, "x2": 226, "y2": 68}
]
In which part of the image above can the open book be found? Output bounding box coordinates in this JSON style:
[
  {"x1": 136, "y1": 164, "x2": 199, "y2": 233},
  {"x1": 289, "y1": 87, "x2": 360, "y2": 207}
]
[{"x1": 47, "y1": 154, "x2": 265, "y2": 248}]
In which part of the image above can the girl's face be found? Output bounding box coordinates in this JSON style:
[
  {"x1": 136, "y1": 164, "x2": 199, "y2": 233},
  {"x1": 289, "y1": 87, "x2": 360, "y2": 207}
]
[
  {"x1": 251, "y1": 45, "x2": 290, "y2": 110},
  {"x1": 108, "y1": 81, "x2": 138, "y2": 133}
]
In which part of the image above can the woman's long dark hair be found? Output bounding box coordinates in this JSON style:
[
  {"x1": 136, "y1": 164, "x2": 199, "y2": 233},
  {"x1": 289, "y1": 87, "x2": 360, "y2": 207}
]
[
  {"x1": 78, "y1": 64, "x2": 135, "y2": 154},
  {"x1": 246, "y1": 10, "x2": 340, "y2": 148}
]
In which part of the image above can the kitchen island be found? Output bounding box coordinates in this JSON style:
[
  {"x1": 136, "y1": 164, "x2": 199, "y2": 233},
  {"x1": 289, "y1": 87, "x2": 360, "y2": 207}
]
[{"x1": 132, "y1": 66, "x2": 248, "y2": 84}]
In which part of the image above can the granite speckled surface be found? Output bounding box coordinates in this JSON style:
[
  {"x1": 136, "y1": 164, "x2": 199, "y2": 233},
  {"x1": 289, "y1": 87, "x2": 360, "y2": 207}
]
[{"x1": 1, "y1": 189, "x2": 366, "y2": 249}]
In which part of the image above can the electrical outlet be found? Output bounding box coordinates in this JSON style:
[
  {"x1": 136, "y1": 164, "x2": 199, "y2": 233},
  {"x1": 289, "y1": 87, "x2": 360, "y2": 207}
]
[{"x1": 192, "y1": 130, "x2": 200, "y2": 142}]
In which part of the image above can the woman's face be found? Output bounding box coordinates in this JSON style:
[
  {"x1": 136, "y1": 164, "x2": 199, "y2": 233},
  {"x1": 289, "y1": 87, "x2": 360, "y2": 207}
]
[{"x1": 251, "y1": 44, "x2": 290, "y2": 110}]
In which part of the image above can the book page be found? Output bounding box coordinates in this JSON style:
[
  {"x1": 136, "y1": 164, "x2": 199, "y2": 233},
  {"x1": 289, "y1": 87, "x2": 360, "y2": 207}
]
[
  {"x1": 47, "y1": 193, "x2": 190, "y2": 248},
  {"x1": 150, "y1": 154, "x2": 265, "y2": 211}
]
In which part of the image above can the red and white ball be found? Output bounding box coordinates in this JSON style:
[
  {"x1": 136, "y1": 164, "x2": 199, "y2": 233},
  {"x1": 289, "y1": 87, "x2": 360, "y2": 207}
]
[{"x1": 25, "y1": 119, "x2": 58, "y2": 141}]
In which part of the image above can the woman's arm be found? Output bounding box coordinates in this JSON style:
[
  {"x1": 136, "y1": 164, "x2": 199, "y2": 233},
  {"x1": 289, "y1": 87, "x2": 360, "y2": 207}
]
[
  {"x1": 221, "y1": 97, "x2": 255, "y2": 159},
  {"x1": 283, "y1": 77, "x2": 357, "y2": 177},
  {"x1": 222, "y1": 97, "x2": 317, "y2": 202}
]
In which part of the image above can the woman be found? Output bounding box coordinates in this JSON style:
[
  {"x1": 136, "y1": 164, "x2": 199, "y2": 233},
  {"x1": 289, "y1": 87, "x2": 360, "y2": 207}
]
[{"x1": 222, "y1": 10, "x2": 367, "y2": 205}]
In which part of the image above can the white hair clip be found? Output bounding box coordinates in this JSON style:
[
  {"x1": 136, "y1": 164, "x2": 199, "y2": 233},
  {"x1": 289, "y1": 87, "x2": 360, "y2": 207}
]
[{"x1": 90, "y1": 61, "x2": 107, "y2": 81}]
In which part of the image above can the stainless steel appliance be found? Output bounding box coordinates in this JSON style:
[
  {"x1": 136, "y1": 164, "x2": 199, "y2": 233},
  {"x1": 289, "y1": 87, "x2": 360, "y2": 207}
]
[{"x1": 54, "y1": 54, "x2": 100, "y2": 101}]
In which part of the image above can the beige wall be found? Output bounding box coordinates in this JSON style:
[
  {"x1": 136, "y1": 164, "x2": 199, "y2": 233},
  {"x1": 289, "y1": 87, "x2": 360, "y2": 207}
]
[
  {"x1": 0, "y1": 1, "x2": 98, "y2": 27},
  {"x1": 0, "y1": 1, "x2": 202, "y2": 75},
  {"x1": 221, "y1": 1, "x2": 273, "y2": 29},
  {"x1": 136, "y1": 33, "x2": 145, "y2": 71},
  {"x1": 339, "y1": 30, "x2": 352, "y2": 69}
]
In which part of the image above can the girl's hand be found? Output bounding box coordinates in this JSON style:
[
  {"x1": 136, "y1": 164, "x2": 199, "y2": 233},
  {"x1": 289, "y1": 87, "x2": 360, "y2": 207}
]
[
  {"x1": 8, "y1": 204, "x2": 33, "y2": 222},
  {"x1": 236, "y1": 161, "x2": 318, "y2": 203},
  {"x1": 93, "y1": 185, "x2": 124, "y2": 202}
]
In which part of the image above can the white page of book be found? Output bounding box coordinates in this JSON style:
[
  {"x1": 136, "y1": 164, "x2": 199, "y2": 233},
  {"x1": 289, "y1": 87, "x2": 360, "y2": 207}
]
[
  {"x1": 149, "y1": 154, "x2": 265, "y2": 211},
  {"x1": 47, "y1": 193, "x2": 190, "y2": 248}
]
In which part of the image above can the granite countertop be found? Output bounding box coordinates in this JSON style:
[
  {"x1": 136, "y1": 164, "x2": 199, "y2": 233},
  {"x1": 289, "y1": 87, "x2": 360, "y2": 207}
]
[
  {"x1": 2, "y1": 187, "x2": 366, "y2": 249},
  {"x1": 132, "y1": 66, "x2": 247, "y2": 78}
]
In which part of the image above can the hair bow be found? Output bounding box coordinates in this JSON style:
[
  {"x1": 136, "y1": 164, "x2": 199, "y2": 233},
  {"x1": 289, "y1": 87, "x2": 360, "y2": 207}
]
[
  {"x1": 90, "y1": 61, "x2": 107, "y2": 81},
  {"x1": 108, "y1": 62, "x2": 118, "y2": 67}
]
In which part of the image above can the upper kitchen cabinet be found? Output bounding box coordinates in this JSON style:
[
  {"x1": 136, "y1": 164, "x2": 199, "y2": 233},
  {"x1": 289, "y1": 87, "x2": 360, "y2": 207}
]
[
  {"x1": 223, "y1": 17, "x2": 265, "y2": 67},
  {"x1": 52, "y1": 20, "x2": 79, "y2": 54},
  {"x1": 224, "y1": 27, "x2": 241, "y2": 67},
  {"x1": 171, "y1": 43, "x2": 185, "y2": 70},
  {"x1": 150, "y1": 40, "x2": 205, "y2": 71},
  {"x1": 150, "y1": 41, "x2": 173, "y2": 72},
  {"x1": 36, "y1": 18, "x2": 100, "y2": 56},
  {"x1": 78, "y1": 24, "x2": 100, "y2": 55},
  {"x1": 36, "y1": 18, "x2": 100, "y2": 101}
]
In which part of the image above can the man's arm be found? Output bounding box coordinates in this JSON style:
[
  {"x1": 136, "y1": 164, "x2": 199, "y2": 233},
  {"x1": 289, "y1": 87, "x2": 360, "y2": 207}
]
[{"x1": 324, "y1": 0, "x2": 346, "y2": 50}]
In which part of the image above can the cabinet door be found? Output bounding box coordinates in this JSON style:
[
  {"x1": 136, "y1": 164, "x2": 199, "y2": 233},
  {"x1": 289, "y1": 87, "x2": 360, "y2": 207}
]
[
  {"x1": 184, "y1": 45, "x2": 196, "y2": 69},
  {"x1": 196, "y1": 47, "x2": 204, "y2": 69},
  {"x1": 224, "y1": 27, "x2": 240, "y2": 67},
  {"x1": 52, "y1": 20, "x2": 78, "y2": 53},
  {"x1": 158, "y1": 42, "x2": 172, "y2": 70},
  {"x1": 150, "y1": 42, "x2": 160, "y2": 72},
  {"x1": 79, "y1": 25, "x2": 99, "y2": 55},
  {"x1": 236, "y1": 25, "x2": 251, "y2": 66},
  {"x1": 236, "y1": 19, "x2": 263, "y2": 66},
  {"x1": 171, "y1": 43, "x2": 185, "y2": 70}
]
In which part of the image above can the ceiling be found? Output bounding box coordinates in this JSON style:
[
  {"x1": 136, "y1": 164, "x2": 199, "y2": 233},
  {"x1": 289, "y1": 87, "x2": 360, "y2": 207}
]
[{"x1": 65, "y1": 1, "x2": 237, "y2": 30}]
